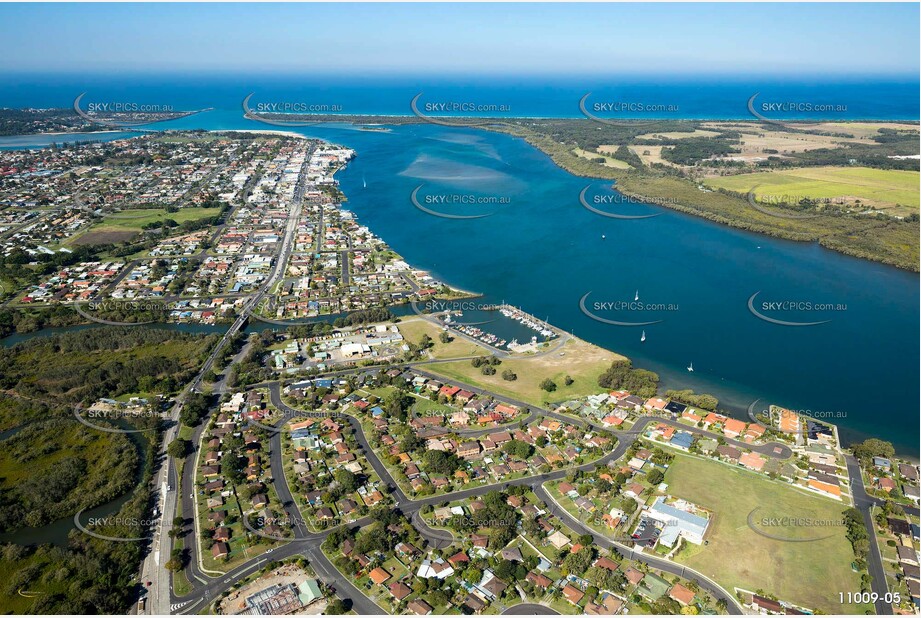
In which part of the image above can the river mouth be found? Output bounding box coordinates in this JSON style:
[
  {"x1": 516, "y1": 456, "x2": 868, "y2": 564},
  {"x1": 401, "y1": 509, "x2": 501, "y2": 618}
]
[{"x1": 0, "y1": 116, "x2": 918, "y2": 455}]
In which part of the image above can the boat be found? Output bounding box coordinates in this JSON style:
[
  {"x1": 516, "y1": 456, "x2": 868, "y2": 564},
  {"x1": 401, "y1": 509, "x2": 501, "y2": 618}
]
[
  {"x1": 640, "y1": 330, "x2": 646, "y2": 342},
  {"x1": 362, "y1": 176, "x2": 367, "y2": 188},
  {"x1": 634, "y1": 290, "x2": 639, "y2": 301},
  {"x1": 687, "y1": 362, "x2": 694, "y2": 372},
  {"x1": 602, "y1": 234, "x2": 606, "y2": 240}
]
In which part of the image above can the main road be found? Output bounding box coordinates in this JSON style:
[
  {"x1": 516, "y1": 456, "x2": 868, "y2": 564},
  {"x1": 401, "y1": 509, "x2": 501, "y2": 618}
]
[{"x1": 139, "y1": 147, "x2": 314, "y2": 615}]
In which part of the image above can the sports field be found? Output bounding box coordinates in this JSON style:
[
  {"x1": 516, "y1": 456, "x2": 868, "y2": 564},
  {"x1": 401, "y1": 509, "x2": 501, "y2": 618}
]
[
  {"x1": 664, "y1": 452, "x2": 871, "y2": 614},
  {"x1": 705, "y1": 166, "x2": 919, "y2": 216}
]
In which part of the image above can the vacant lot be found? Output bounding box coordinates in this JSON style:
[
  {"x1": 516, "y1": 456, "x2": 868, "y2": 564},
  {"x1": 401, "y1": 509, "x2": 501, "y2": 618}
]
[
  {"x1": 634, "y1": 129, "x2": 721, "y2": 140},
  {"x1": 705, "y1": 166, "x2": 919, "y2": 215},
  {"x1": 624, "y1": 144, "x2": 677, "y2": 168},
  {"x1": 70, "y1": 229, "x2": 138, "y2": 245},
  {"x1": 665, "y1": 453, "x2": 870, "y2": 614},
  {"x1": 572, "y1": 147, "x2": 632, "y2": 169},
  {"x1": 425, "y1": 336, "x2": 623, "y2": 406},
  {"x1": 397, "y1": 318, "x2": 485, "y2": 359},
  {"x1": 68, "y1": 206, "x2": 222, "y2": 245}
]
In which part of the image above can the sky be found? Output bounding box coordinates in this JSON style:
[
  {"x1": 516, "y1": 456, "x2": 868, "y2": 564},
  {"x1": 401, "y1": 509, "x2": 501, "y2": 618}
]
[{"x1": 0, "y1": 3, "x2": 918, "y2": 77}]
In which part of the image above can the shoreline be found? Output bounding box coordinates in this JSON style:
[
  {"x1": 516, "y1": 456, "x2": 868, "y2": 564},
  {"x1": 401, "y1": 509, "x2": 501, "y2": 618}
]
[
  {"x1": 209, "y1": 128, "x2": 308, "y2": 140},
  {"x1": 4, "y1": 129, "x2": 916, "y2": 458}
]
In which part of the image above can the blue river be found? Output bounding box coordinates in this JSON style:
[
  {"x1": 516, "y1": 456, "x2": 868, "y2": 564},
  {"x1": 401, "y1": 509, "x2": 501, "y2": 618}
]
[{"x1": 1, "y1": 76, "x2": 918, "y2": 453}]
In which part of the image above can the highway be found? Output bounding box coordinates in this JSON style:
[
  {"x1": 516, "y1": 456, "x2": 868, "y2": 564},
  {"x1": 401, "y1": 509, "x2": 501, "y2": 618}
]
[{"x1": 138, "y1": 147, "x2": 313, "y2": 614}]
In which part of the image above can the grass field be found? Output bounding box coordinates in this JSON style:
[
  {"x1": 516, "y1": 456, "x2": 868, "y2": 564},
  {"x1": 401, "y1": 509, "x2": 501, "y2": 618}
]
[
  {"x1": 424, "y1": 336, "x2": 623, "y2": 406},
  {"x1": 68, "y1": 206, "x2": 222, "y2": 245},
  {"x1": 572, "y1": 147, "x2": 632, "y2": 169},
  {"x1": 704, "y1": 166, "x2": 920, "y2": 215},
  {"x1": 397, "y1": 318, "x2": 485, "y2": 359},
  {"x1": 664, "y1": 453, "x2": 871, "y2": 614},
  {"x1": 634, "y1": 129, "x2": 721, "y2": 140}
]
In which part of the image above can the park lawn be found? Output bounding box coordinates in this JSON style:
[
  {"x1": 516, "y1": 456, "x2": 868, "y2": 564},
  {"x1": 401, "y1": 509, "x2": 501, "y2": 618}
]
[
  {"x1": 397, "y1": 319, "x2": 485, "y2": 359},
  {"x1": 664, "y1": 453, "x2": 871, "y2": 614},
  {"x1": 66, "y1": 207, "x2": 222, "y2": 245},
  {"x1": 704, "y1": 166, "x2": 920, "y2": 215},
  {"x1": 425, "y1": 337, "x2": 624, "y2": 407}
]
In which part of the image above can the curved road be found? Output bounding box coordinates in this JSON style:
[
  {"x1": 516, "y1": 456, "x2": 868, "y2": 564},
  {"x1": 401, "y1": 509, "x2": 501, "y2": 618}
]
[
  {"x1": 502, "y1": 603, "x2": 560, "y2": 615},
  {"x1": 532, "y1": 485, "x2": 744, "y2": 614}
]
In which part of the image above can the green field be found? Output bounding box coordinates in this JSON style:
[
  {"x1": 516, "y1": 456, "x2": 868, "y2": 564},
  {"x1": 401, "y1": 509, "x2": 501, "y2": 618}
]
[
  {"x1": 67, "y1": 206, "x2": 222, "y2": 245},
  {"x1": 705, "y1": 166, "x2": 920, "y2": 215},
  {"x1": 397, "y1": 318, "x2": 485, "y2": 359},
  {"x1": 572, "y1": 147, "x2": 632, "y2": 169},
  {"x1": 664, "y1": 453, "x2": 871, "y2": 614},
  {"x1": 425, "y1": 337, "x2": 623, "y2": 407}
]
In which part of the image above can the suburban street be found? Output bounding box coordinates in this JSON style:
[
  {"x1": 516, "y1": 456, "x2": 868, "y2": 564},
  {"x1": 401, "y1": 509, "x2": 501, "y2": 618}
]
[{"x1": 131, "y1": 147, "x2": 884, "y2": 618}]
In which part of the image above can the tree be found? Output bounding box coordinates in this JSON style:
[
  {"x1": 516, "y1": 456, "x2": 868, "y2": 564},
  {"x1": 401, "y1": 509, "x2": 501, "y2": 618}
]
[
  {"x1": 852, "y1": 439, "x2": 895, "y2": 462},
  {"x1": 503, "y1": 439, "x2": 534, "y2": 459},
  {"x1": 482, "y1": 365, "x2": 496, "y2": 376},
  {"x1": 334, "y1": 468, "x2": 359, "y2": 493},
  {"x1": 539, "y1": 378, "x2": 557, "y2": 392},
  {"x1": 165, "y1": 557, "x2": 184, "y2": 572},
  {"x1": 647, "y1": 468, "x2": 665, "y2": 485},
  {"x1": 167, "y1": 438, "x2": 191, "y2": 459},
  {"x1": 502, "y1": 369, "x2": 517, "y2": 381},
  {"x1": 326, "y1": 599, "x2": 350, "y2": 614},
  {"x1": 439, "y1": 331, "x2": 452, "y2": 344},
  {"x1": 463, "y1": 567, "x2": 483, "y2": 584},
  {"x1": 179, "y1": 392, "x2": 211, "y2": 427},
  {"x1": 564, "y1": 375, "x2": 574, "y2": 386},
  {"x1": 421, "y1": 450, "x2": 463, "y2": 475}
]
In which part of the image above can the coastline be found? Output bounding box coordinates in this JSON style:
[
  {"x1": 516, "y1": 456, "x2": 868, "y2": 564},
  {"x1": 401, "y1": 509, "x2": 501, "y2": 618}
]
[
  {"x1": 210, "y1": 128, "x2": 308, "y2": 140},
  {"x1": 3, "y1": 129, "x2": 916, "y2": 457},
  {"x1": 484, "y1": 123, "x2": 920, "y2": 273},
  {"x1": 316, "y1": 133, "x2": 917, "y2": 459}
]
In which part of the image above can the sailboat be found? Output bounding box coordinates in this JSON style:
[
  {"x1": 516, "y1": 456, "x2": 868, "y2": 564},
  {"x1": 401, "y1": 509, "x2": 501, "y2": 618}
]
[
  {"x1": 687, "y1": 362, "x2": 694, "y2": 372},
  {"x1": 634, "y1": 290, "x2": 639, "y2": 301},
  {"x1": 640, "y1": 330, "x2": 646, "y2": 342}
]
